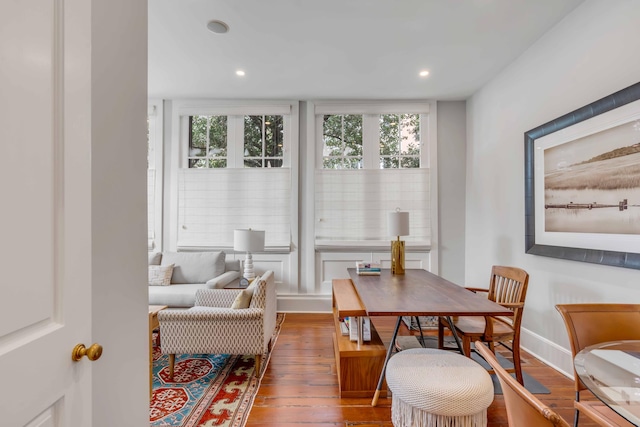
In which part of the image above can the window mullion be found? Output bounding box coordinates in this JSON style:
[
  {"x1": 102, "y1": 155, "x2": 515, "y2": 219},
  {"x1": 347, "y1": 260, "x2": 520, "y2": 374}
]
[
  {"x1": 419, "y1": 113, "x2": 429, "y2": 168},
  {"x1": 228, "y1": 115, "x2": 242, "y2": 168},
  {"x1": 362, "y1": 114, "x2": 379, "y2": 169}
]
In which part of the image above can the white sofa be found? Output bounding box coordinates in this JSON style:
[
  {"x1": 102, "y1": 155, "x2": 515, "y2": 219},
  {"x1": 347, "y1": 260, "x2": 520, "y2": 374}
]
[{"x1": 148, "y1": 251, "x2": 241, "y2": 307}]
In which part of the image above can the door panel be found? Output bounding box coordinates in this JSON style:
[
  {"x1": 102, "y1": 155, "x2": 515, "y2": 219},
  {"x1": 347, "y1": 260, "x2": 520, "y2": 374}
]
[{"x1": 0, "y1": 0, "x2": 91, "y2": 425}]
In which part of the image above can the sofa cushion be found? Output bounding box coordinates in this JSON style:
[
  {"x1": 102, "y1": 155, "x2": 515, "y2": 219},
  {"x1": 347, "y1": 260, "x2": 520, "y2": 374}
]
[
  {"x1": 148, "y1": 283, "x2": 212, "y2": 308},
  {"x1": 149, "y1": 264, "x2": 174, "y2": 286},
  {"x1": 161, "y1": 251, "x2": 226, "y2": 284},
  {"x1": 148, "y1": 252, "x2": 162, "y2": 265}
]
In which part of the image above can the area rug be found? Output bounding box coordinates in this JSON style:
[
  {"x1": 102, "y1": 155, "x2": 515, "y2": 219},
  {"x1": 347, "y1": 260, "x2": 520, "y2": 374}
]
[
  {"x1": 150, "y1": 313, "x2": 285, "y2": 427},
  {"x1": 395, "y1": 335, "x2": 550, "y2": 394}
]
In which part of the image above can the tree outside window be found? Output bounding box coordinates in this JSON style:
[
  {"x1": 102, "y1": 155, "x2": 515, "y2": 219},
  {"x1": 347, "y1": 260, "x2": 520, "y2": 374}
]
[
  {"x1": 379, "y1": 113, "x2": 420, "y2": 168},
  {"x1": 244, "y1": 115, "x2": 284, "y2": 168},
  {"x1": 188, "y1": 115, "x2": 227, "y2": 168},
  {"x1": 322, "y1": 114, "x2": 363, "y2": 169}
]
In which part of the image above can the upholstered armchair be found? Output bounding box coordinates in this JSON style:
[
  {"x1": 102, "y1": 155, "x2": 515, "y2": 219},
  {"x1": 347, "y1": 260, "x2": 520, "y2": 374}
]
[{"x1": 157, "y1": 270, "x2": 277, "y2": 379}]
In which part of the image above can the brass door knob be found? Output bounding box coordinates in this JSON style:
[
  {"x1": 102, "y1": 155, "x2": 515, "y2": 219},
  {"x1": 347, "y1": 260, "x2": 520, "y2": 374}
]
[{"x1": 71, "y1": 343, "x2": 103, "y2": 361}]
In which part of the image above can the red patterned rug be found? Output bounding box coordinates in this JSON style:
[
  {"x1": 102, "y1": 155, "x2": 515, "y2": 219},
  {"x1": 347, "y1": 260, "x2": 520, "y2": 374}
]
[{"x1": 150, "y1": 313, "x2": 284, "y2": 427}]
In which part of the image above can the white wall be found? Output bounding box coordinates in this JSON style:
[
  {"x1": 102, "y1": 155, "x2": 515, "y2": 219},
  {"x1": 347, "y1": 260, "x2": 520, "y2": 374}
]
[
  {"x1": 437, "y1": 101, "x2": 467, "y2": 285},
  {"x1": 466, "y1": 0, "x2": 640, "y2": 376},
  {"x1": 91, "y1": 0, "x2": 149, "y2": 425}
]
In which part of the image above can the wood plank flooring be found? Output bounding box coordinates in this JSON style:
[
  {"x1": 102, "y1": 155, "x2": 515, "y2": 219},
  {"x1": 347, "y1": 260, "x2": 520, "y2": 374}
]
[{"x1": 247, "y1": 313, "x2": 601, "y2": 427}]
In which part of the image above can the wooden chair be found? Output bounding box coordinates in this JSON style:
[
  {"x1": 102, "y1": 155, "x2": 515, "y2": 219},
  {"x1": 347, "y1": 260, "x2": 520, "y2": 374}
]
[
  {"x1": 475, "y1": 341, "x2": 571, "y2": 427},
  {"x1": 555, "y1": 303, "x2": 640, "y2": 427},
  {"x1": 438, "y1": 265, "x2": 529, "y2": 384}
]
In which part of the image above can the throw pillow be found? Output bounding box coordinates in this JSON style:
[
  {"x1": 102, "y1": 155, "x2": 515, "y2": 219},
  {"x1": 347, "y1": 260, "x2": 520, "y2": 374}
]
[
  {"x1": 149, "y1": 264, "x2": 174, "y2": 286},
  {"x1": 231, "y1": 280, "x2": 257, "y2": 309},
  {"x1": 231, "y1": 289, "x2": 252, "y2": 309},
  {"x1": 148, "y1": 251, "x2": 162, "y2": 265}
]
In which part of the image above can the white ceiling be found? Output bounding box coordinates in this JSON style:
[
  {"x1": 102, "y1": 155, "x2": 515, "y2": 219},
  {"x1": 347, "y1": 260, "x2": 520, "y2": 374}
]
[{"x1": 148, "y1": 0, "x2": 584, "y2": 100}]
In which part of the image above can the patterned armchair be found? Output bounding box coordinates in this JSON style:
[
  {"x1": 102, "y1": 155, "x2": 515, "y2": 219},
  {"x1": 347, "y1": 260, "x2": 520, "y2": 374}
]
[{"x1": 158, "y1": 270, "x2": 277, "y2": 379}]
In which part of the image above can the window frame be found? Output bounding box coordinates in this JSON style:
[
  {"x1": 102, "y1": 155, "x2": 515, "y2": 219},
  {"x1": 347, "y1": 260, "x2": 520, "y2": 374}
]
[
  {"x1": 311, "y1": 101, "x2": 436, "y2": 251},
  {"x1": 167, "y1": 99, "x2": 299, "y2": 253},
  {"x1": 179, "y1": 106, "x2": 292, "y2": 169},
  {"x1": 315, "y1": 104, "x2": 430, "y2": 170}
]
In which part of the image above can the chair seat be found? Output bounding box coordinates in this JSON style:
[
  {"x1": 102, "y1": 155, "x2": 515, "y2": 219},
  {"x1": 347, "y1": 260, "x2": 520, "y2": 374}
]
[{"x1": 448, "y1": 316, "x2": 515, "y2": 340}]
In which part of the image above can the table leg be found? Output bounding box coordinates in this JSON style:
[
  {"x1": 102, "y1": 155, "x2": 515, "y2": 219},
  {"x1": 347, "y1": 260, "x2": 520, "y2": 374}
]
[
  {"x1": 445, "y1": 316, "x2": 464, "y2": 354},
  {"x1": 371, "y1": 316, "x2": 403, "y2": 407},
  {"x1": 414, "y1": 316, "x2": 425, "y2": 346}
]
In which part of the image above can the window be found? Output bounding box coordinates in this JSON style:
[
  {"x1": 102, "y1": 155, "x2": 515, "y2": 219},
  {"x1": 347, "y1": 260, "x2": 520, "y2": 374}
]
[
  {"x1": 244, "y1": 115, "x2": 284, "y2": 168},
  {"x1": 379, "y1": 114, "x2": 420, "y2": 169},
  {"x1": 322, "y1": 115, "x2": 363, "y2": 169},
  {"x1": 173, "y1": 101, "x2": 297, "y2": 249},
  {"x1": 321, "y1": 113, "x2": 422, "y2": 170},
  {"x1": 187, "y1": 114, "x2": 284, "y2": 169},
  {"x1": 314, "y1": 102, "x2": 432, "y2": 247},
  {"x1": 188, "y1": 115, "x2": 227, "y2": 168}
]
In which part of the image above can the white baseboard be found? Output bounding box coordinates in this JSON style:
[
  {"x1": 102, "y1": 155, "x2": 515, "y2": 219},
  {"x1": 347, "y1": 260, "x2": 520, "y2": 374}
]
[
  {"x1": 521, "y1": 327, "x2": 574, "y2": 380},
  {"x1": 276, "y1": 294, "x2": 332, "y2": 313}
]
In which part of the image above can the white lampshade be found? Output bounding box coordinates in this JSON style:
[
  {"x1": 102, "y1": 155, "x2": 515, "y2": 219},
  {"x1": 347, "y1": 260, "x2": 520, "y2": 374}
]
[
  {"x1": 233, "y1": 229, "x2": 265, "y2": 252},
  {"x1": 388, "y1": 211, "x2": 410, "y2": 237}
]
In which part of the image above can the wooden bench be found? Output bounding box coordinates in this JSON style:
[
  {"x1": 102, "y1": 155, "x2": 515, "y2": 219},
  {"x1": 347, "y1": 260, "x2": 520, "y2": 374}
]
[{"x1": 332, "y1": 279, "x2": 387, "y2": 398}]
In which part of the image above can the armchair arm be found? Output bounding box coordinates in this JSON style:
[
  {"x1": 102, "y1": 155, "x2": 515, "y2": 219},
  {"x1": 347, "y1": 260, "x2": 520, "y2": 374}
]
[
  {"x1": 206, "y1": 270, "x2": 241, "y2": 289},
  {"x1": 499, "y1": 302, "x2": 524, "y2": 309}
]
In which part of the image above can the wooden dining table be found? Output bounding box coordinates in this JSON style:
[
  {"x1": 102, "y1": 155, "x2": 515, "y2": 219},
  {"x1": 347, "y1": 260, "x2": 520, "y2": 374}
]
[{"x1": 346, "y1": 268, "x2": 514, "y2": 406}]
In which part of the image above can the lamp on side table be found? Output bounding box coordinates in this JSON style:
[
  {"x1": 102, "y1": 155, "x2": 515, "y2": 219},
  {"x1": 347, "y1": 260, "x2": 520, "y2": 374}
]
[{"x1": 234, "y1": 228, "x2": 265, "y2": 281}]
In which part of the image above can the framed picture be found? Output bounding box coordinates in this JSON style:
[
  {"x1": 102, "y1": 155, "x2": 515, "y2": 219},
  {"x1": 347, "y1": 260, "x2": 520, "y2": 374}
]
[{"x1": 524, "y1": 82, "x2": 640, "y2": 270}]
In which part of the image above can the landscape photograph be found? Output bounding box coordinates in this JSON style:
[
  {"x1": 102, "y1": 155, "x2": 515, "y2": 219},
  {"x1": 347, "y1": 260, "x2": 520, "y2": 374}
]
[{"x1": 544, "y1": 119, "x2": 640, "y2": 234}]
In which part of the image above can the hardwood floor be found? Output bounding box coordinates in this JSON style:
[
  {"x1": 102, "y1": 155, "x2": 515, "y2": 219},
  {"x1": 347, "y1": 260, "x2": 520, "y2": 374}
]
[{"x1": 247, "y1": 313, "x2": 600, "y2": 427}]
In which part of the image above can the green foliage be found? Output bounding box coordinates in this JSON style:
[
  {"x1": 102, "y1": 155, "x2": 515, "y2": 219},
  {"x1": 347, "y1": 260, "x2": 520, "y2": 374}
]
[
  {"x1": 244, "y1": 115, "x2": 284, "y2": 163},
  {"x1": 189, "y1": 115, "x2": 228, "y2": 168},
  {"x1": 322, "y1": 115, "x2": 363, "y2": 169},
  {"x1": 322, "y1": 113, "x2": 420, "y2": 169},
  {"x1": 380, "y1": 114, "x2": 420, "y2": 168}
]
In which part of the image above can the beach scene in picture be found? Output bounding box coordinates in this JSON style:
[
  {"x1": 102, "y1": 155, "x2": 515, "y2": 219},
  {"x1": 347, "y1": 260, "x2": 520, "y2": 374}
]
[{"x1": 544, "y1": 120, "x2": 640, "y2": 234}]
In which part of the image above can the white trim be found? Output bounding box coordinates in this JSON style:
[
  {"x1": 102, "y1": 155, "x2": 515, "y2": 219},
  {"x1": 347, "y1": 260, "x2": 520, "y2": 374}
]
[
  {"x1": 148, "y1": 99, "x2": 164, "y2": 251},
  {"x1": 314, "y1": 100, "x2": 431, "y2": 115},
  {"x1": 169, "y1": 99, "x2": 293, "y2": 116},
  {"x1": 276, "y1": 294, "x2": 333, "y2": 313},
  {"x1": 427, "y1": 103, "x2": 439, "y2": 274}
]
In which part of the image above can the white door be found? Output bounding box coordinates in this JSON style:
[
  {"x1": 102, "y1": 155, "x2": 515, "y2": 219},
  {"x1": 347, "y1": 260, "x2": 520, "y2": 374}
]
[{"x1": 0, "y1": 0, "x2": 149, "y2": 426}]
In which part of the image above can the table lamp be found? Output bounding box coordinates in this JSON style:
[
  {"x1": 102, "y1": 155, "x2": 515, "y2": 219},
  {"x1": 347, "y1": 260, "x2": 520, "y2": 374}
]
[
  {"x1": 388, "y1": 210, "x2": 409, "y2": 275},
  {"x1": 234, "y1": 228, "x2": 265, "y2": 280}
]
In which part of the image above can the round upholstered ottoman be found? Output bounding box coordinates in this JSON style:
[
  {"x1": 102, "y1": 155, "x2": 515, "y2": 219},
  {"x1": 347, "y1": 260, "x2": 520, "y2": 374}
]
[{"x1": 386, "y1": 348, "x2": 494, "y2": 427}]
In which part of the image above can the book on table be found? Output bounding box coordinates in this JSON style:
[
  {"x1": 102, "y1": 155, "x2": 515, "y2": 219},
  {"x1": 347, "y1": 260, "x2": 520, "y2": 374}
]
[{"x1": 356, "y1": 262, "x2": 381, "y2": 276}]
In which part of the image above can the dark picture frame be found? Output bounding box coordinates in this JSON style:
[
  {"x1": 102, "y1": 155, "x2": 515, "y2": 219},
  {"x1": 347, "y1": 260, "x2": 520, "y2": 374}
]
[{"x1": 524, "y1": 82, "x2": 640, "y2": 270}]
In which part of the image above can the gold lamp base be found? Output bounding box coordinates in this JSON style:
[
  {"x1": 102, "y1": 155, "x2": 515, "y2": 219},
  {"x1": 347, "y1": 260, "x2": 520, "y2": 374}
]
[{"x1": 391, "y1": 239, "x2": 405, "y2": 275}]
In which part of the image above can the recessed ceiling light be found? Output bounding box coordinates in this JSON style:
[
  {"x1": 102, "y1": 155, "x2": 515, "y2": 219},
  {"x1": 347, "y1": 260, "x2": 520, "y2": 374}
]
[
  {"x1": 419, "y1": 70, "x2": 430, "y2": 77},
  {"x1": 236, "y1": 70, "x2": 245, "y2": 77},
  {"x1": 206, "y1": 20, "x2": 229, "y2": 34}
]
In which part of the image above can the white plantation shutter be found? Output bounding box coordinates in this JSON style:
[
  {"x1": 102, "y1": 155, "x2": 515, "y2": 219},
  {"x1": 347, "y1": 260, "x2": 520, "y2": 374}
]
[
  {"x1": 177, "y1": 168, "x2": 291, "y2": 249},
  {"x1": 315, "y1": 169, "x2": 430, "y2": 247}
]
